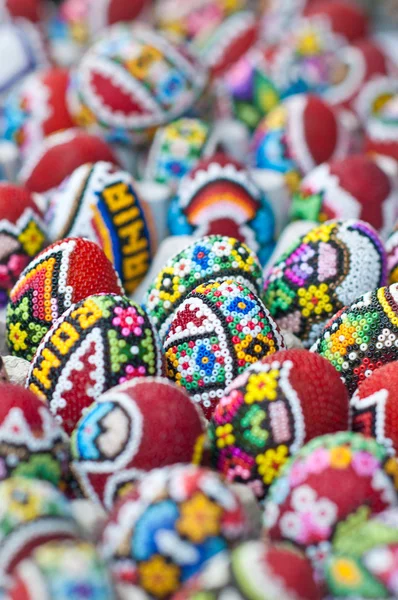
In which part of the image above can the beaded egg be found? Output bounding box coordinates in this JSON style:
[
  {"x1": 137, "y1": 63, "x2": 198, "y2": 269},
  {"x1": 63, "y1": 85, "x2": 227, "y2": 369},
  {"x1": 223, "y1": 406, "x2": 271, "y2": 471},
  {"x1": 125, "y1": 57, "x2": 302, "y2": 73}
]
[
  {"x1": 263, "y1": 220, "x2": 387, "y2": 349},
  {"x1": 3, "y1": 68, "x2": 74, "y2": 158},
  {"x1": 168, "y1": 155, "x2": 275, "y2": 265},
  {"x1": 303, "y1": 0, "x2": 369, "y2": 43},
  {"x1": 26, "y1": 294, "x2": 163, "y2": 435},
  {"x1": 361, "y1": 77, "x2": 398, "y2": 163},
  {"x1": 71, "y1": 377, "x2": 205, "y2": 510},
  {"x1": 47, "y1": 161, "x2": 154, "y2": 294},
  {"x1": 386, "y1": 225, "x2": 398, "y2": 284},
  {"x1": 324, "y1": 508, "x2": 398, "y2": 598},
  {"x1": 7, "y1": 539, "x2": 117, "y2": 600},
  {"x1": 291, "y1": 155, "x2": 398, "y2": 236},
  {"x1": 0, "y1": 384, "x2": 69, "y2": 489},
  {"x1": 174, "y1": 540, "x2": 321, "y2": 600},
  {"x1": 146, "y1": 235, "x2": 263, "y2": 343},
  {"x1": 350, "y1": 362, "x2": 398, "y2": 456},
  {"x1": 6, "y1": 237, "x2": 124, "y2": 362},
  {"x1": 19, "y1": 129, "x2": 119, "y2": 195},
  {"x1": 312, "y1": 283, "x2": 398, "y2": 396},
  {"x1": 164, "y1": 279, "x2": 284, "y2": 420},
  {"x1": 264, "y1": 432, "x2": 398, "y2": 576},
  {"x1": 0, "y1": 183, "x2": 47, "y2": 307},
  {"x1": 0, "y1": 0, "x2": 44, "y2": 22},
  {"x1": 0, "y1": 477, "x2": 78, "y2": 584},
  {"x1": 0, "y1": 20, "x2": 48, "y2": 103},
  {"x1": 67, "y1": 23, "x2": 208, "y2": 144},
  {"x1": 252, "y1": 94, "x2": 349, "y2": 192},
  {"x1": 99, "y1": 464, "x2": 251, "y2": 598},
  {"x1": 209, "y1": 349, "x2": 349, "y2": 499}
]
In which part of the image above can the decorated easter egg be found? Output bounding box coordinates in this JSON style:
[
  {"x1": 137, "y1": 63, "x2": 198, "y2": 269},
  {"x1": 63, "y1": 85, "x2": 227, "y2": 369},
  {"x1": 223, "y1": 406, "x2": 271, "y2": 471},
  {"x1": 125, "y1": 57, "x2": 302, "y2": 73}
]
[
  {"x1": 360, "y1": 77, "x2": 398, "y2": 163},
  {"x1": 252, "y1": 94, "x2": 349, "y2": 192},
  {"x1": 0, "y1": 384, "x2": 69, "y2": 489},
  {"x1": 304, "y1": 0, "x2": 369, "y2": 43},
  {"x1": 19, "y1": 129, "x2": 119, "y2": 195},
  {"x1": 47, "y1": 162, "x2": 154, "y2": 294},
  {"x1": 350, "y1": 362, "x2": 398, "y2": 456},
  {"x1": 312, "y1": 283, "x2": 398, "y2": 396},
  {"x1": 3, "y1": 68, "x2": 74, "y2": 158},
  {"x1": 146, "y1": 235, "x2": 263, "y2": 342},
  {"x1": 0, "y1": 183, "x2": 47, "y2": 307},
  {"x1": 164, "y1": 279, "x2": 284, "y2": 420},
  {"x1": 264, "y1": 433, "x2": 398, "y2": 576},
  {"x1": 174, "y1": 540, "x2": 321, "y2": 600},
  {"x1": 0, "y1": 0, "x2": 44, "y2": 22},
  {"x1": 324, "y1": 508, "x2": 398, "y2": 598},
  {"x1": 386, "y1": 225, "x2": 398, "y2": 284},
  {"x1": 145, "y1": 118, "x2": 213, "y2": 188},
  {"x1": 26, "y1": 294, "x2": 163, "y2": 435},
  {"x1": 7, "y1": 539, "x2": 117, "y2": 600},
  {"x1": 168, "y1": 155, "x2": 275, "y2": 265},
  {"x1": 99, "y1": 464, "x2": 251, "y2": 597},
  {"x1": 263, "y1": 220, "x2": 386, "y2": 349},
  {"x1": 209, "y1": 349, "x2": 349, "y2": 499},
  {"x1": 67, "y1": 24, "x2": 208, "y2": 144},
  {"x1": 6, "y1": 237, "x2": 124, "y2": 362},
  {"x1": 0, "y1": 20, "x2": 48, "y2": 103},
  {"x1": 291, "y1": 156, "x2": 398, "y2": 236},
  {"x1": 71, "y1": 377, "x2": 205, "y2": 509},
  {"x1": 0, "y1": 477, "x2": 78, "y2": 584}
]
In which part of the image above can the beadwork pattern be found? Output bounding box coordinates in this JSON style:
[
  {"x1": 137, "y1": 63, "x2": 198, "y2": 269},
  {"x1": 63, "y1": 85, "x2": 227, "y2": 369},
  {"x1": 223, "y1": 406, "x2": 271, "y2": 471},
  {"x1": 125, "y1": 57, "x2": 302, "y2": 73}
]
[
  {"x1": 312, "y1": 283, "x2": 398, "y2": 396},
  {"x1": 146, "y1": 235, "x2": 263, "y2": 342},
  {"x1": 164, "y1": 279, "x2": 284, "y2": 419},
  {"x1": 209, "y1": 349, "x2": 348, "y2": 499},
  {"x1": 47, "y1": 162, "x2": 154, "y2": 293},
  {"x1": 386, "y1": 225, "x2": 398, "y2": 284},
  {"x1": 26, "y1": 294, "x2": 163, "y2": 435},
  {"x1": 263, "y1": 220, "x2": 386, "y2": 349},
  {"x1": 71, "y1": 377, "x2": 205, "y2": 510},
  {"x1": 264, "y1": 432, "x2": 398, "y2": 578},
  {"x1": 6, "y1": 237, "x2": 123, "y2": 361},
  {"x1": 99, "y1": 465, "x2": 249, "y2": 599}
]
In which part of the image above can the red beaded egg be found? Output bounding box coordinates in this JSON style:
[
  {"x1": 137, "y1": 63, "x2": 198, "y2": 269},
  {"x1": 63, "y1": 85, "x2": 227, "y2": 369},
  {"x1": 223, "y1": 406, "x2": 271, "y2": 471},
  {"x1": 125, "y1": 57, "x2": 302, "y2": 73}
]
[{"x1": 304, "y1": 0, "x2": 369, "y2": 43}]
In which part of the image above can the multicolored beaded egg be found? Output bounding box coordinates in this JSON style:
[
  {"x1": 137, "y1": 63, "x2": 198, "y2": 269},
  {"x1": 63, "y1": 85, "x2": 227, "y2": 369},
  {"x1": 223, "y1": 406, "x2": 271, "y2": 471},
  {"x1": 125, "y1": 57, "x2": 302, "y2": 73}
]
[
  {"x1": 312, "y1": 283, "x2": 398, "y2": 396},
  {"x1": 164, "y1": 279, "x2": 284, "y2": 419},
  {"x1": 386, "y1": 224, "x2": 398, "y2": 284},
  {"x1": 7, "y1": 539, "x2": 117, "y2": 600},
  {"x1": 19, "y1": 129, "x2": 119, "y2": 195},
  {"x1": 361, "y1": 77, "x2": 398, "y2": 163},
  {"x1": 0, "y1": 384, "x2": 69, "y2": 489},
  {"x1": 252, "y1": 94, "x2": 349, "y2": 192},
  {"x1": 168, "y1": 155, "x2": 275, "y2": 265},
  {"x1": 0, "y1": 183, "x2": 47, "y2": 307},
  {"x1": 6, "y1": 237, "x2": 124, "y2": 362},
  {"x1": 3, "y1": 67, "x2": 74, "y2": 158},
  {"x1": 0, "y1": 477, "x2": 78, "y2": 584},
  {"x1": 174, "y1": 540, "x2": 321, "y2": 600},
  {"x1": 67, "y1": 23, "x2": 208, "y2": 144},
  {"x1": 264, "y1": 432, "x2": 398, "y2": 576},
  {"x1": 26, "y1": 294, "x2": 163, "y2": 435},
  {"x1": 146, "y1": 235, "x2": 263, "y2": 342},
  {"x1": 99, "y1": 464, "x2": 251, "y2": 598},
  {"x1": 47, "y1": 161, "x2": 154, "y2": 294},
  {"x1": 209, "y1": 349, "x2": 349, "y2": 499},
  {"x1": 291, "y1": 155, "x2": 398, "y2": 236},
  {"x1": 71, "y1": 377, "x2": 205, "y2": 510},
  {"x1": 263, "y1": 220, "x2": 387, "y2": 349}
]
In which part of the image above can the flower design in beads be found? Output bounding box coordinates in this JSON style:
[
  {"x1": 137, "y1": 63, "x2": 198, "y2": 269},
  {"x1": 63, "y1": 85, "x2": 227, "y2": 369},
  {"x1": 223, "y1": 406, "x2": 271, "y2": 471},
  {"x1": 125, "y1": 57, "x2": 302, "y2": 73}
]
[
  {"x1": 263, "y1": 220, "x2": 386, "y2": 349},
  {"x1": 312, "y1": 283, "x2": 398, "y2": 396},
  {"x1": 71, "y1": 377, "x2": 205, "y2": 510},
  {"x1": 99, "y1": 465, "x2": 250, "y2": 599},
  {"x1": 168, "y1": 155, "x2": 275, "y2": 265},
  {"x1": 0, "y1": 385, "x2": 70, "y2": 490},
  {"x1": 146, "y1": 235, "x2": 263, "y2": 342},
  {"x1": 67, "y1": 24, "x2": 208, "y2": 143},
  {"x1": 6, "y1": 238, "x2": 124, "y2": 361},
  {"x1": 9, "y1": 540, "x2": 117, "y2": 600},
  {"x1": 209, "y1": 349, "x2": 349, "y2": 499},
  {"x1": 0, "y1": 477, "x2": 78, "y2": 584},
  {"x1": 164, "y1": 279, "x2": 284, "y2": 419},
  {"x1": 26, "y1": 294, "x2": 163, "y2": 435},
  {"x1": 47, "y1": 162, "x2": 154, "y2": 293},
  {"x1": 264, "y1": 433, "x2": 398, "y2": 577}
]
